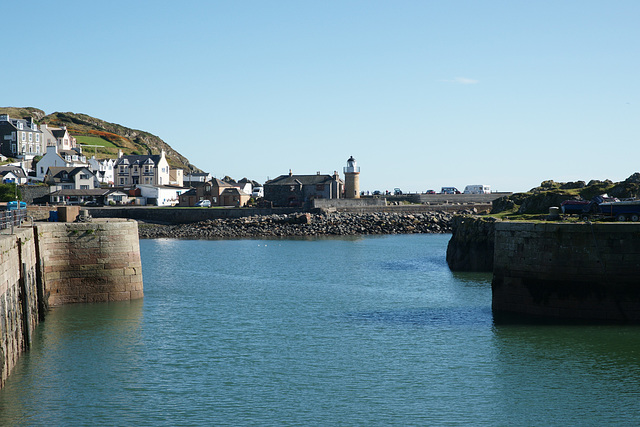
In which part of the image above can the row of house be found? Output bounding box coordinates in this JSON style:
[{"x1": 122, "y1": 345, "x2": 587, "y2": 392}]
[
  {"x1": 1, "y1": 114, "x2": 360, "y2": 208},
  {"x1": 0, "y1": 114, "x2": 77, "y2": 159}
]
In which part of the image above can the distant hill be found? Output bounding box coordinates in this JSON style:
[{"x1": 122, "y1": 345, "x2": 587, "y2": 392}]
[{"x1": 0, "y1": 107, "x2": 200, "y2": 173}]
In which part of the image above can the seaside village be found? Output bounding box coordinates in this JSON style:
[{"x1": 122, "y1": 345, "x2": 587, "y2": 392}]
[{"x1": 0, "y1": 113, "x2": 363, "y2": 208}]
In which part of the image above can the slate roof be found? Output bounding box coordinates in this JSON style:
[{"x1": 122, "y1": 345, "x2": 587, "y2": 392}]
[
  {"x1": 115, "y1": 154, "x2": 162, "y2": 166},
  {"x1": 45, "y1": 166, "x2": 93, "y2": 183},
  {"x1": 210, "y1": 178, "x2": 234, "y2": 187},
  {"x1": 50, "y1": 189, "x2": 110, "y2": 197},
  {"x1": 0, "y1": 166, "x2": 27, "y2": 179},
  {"x1": 51, "y1": 129, "x2": 68, "y2": 139},
  {"x1": 221, "y1": 187, "x2": 250, "y2": 196},
  {"x1": 265, "y1": 174, "x2": 342, "y2": 186}
]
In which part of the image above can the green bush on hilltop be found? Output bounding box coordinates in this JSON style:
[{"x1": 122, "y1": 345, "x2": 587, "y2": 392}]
[{"x1": 491, "y1": 173, "x2": 639, "y2": 216}]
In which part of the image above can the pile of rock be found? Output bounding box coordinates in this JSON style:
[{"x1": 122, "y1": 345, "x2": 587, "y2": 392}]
[{"x1": 138, "y1": 211, "x2": 465, "y2": 239}]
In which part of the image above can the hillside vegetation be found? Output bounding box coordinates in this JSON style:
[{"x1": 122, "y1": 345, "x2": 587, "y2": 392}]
[
  {"x1": 491, "y1": 173, "x2": 640, "y2": 216},
  {"x1": 0, "y1": 107, "x2": 200, "y2": 173}
]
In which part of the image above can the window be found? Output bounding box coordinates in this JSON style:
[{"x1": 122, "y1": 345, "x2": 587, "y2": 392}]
[
  {"x1": 80, "y1": 174, "x2": 89, "y2": 180},
  {"x1": 21, "y1": 132, "x2": 26, "y2": 141},
  {"x1": 17, "y1": 122, "x2": 23, "y2": 130},
  {"x1": 35, "y1": 134, "x2": 39, "y2": 142},
  {"x1": 28, "y1": 133, "x2": 32, "y2": 142},
  {"x1": 40, "y1": 167, "x2": 44, "y2": 173},
  {"x1": 120, "y1": 178, "x2": 125, "y2": 185},
  {"x1": 36, "y1": 145, "x2": 40, "y2": 153},
  {"x1": 80, "y1": 185, "x2": 89, "y2": 190}
]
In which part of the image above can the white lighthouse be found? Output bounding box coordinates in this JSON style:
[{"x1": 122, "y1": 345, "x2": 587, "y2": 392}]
[{"x1": 343, "y1": 156, "x2": 360, "y2": 199}]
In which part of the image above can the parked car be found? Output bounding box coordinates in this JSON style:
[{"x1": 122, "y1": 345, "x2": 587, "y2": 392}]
[
  {"x1": 195, "y1": 200, "x2": 211, "y2": 207},
  {"x1": 426, "y1": 190, "x2": 436, "y2": 194},
  {"x1": 373, "y1": 190, "x2": 382, "y2": 196},
  {"x1": 441, "y1": 187, "x2": 460, "y2": 194},
  {"x1": 394, "y1": 188, "x2": 403, "y2": 195}
]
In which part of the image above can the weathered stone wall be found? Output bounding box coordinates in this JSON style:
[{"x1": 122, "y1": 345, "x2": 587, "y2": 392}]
[
  {"x1": 36, "y1": 220, "x2": 143, "y2": 306},
  {"x1": 27, "y1": 205, "x2": 55, "y2": 221},
  {"x1": 18, "y1": 185, "x2": 50, "y2": 205},
  {"x1": 1, "y1": 220, "x2": 143, "y2": 388},
  {"x1": 403, "y1": 192, "x2": 511, "y2": 204},
  {"x1": 88, "y1": 207, "x2": 302, "y2": 224},
  {"x1": 446, "y1": 215, "x2": 497, "y2": 272},
  {"x1": 492, "y1": 222, "x2": 640, "y2": 321},
  {"x1": 0, "y1": 228, "x2": 41, "y2": 389},
  {"x1": 312, "y1": 198, "x2": 387, "y2": 209}
]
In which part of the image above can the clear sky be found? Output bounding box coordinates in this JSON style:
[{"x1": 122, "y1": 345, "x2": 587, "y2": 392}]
[{"x1": 2, "y1": 0, "x2": 639, "y2": 193}]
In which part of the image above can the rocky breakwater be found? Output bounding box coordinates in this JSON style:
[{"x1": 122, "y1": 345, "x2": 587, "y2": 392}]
[
  {"x1": 138, "y1": 211, "x2": 458, "y2": 239},
  {"x1": 446, "y1": 215, "x2": 498, "y2": 272}
]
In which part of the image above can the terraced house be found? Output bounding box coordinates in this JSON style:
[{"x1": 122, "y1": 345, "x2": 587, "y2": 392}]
[
  {"x1": 0, "y1": 114, "x2": 43, "y2": 158},
  {"x1": 114, "y1": 149, "x2": 170, "y2": 186}
]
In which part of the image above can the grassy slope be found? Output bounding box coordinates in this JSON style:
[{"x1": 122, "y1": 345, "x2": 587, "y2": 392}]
[{"x1": 0, "y1": 107, "x2": 200, "y2": 172}]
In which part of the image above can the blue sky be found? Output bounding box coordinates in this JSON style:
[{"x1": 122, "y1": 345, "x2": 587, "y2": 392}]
[{"x1": 2, "y1": 0, "x2": 639, "y2": 193}]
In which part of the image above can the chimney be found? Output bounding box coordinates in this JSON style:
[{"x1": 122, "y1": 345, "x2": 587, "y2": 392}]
[{"x1": 118, "y1": 149, "x2": 123, "y2": 158}]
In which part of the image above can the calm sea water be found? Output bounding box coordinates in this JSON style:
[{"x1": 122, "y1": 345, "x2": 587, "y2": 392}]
[{"x1": 2, "y1": 234, "x2": 640, "y2": 425}]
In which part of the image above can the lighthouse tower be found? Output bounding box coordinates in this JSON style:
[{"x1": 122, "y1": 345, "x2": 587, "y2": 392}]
[{"x1": 343, "y1": 156, "x2": 360, "y2": 199}]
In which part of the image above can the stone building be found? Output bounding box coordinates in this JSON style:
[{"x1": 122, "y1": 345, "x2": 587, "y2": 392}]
[
  {"x1": 264, "y1": 170, "x2": 343, "y2": 207},
  {"x1": 0, "y1": 114, "x2": 43, "y2": 159}
]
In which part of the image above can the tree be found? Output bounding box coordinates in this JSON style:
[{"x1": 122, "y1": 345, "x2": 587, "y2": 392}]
[{"x1": 0, "y1": 183, "x2": 21, "y2": 201}]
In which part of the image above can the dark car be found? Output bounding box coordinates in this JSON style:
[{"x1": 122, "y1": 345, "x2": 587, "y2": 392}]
[{"x1": 426, "y1": 190, "x2": 436, "y2": 194}]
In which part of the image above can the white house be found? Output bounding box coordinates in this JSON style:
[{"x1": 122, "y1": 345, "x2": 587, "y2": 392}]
[
  {"x1": 169, "y1": 168, "x2": 184, "y2": 187},
  {"x1": 88, "y1": 156, "x2": 116, "y2": 185},
  {"x1": 36, "y1": 145, "x2": 88, "y2": 180},
  {"x1": 0, "y1": 166, "x2": 28, "y2": 184},
  {"x1": 137, "y1": 184, "x2": 184, "y2": 206}
]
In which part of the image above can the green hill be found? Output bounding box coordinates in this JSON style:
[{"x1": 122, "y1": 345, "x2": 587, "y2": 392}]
[{"x1": 0, "y1": 107, "x2": 200, "y2": 172}]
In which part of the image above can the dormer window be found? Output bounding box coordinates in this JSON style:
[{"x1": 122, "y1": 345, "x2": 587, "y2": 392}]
[{"x1": 17, "y1": 122, "x2": 23, "y2": 130}]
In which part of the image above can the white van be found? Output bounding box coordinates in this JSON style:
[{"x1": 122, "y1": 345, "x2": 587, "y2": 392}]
[
  {"x1": 463, "y1": 185, "x2": 491, "y2": 194},
  {"x1": 252, "y1": 187, "x2": 264, "y2": 198}
]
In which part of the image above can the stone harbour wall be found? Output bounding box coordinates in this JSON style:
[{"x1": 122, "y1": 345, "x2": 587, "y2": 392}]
[
  {"x1": 0, "y1": 228, "x2": 40, "y2": 389},
  {"x1": 492, "y1": 222, "x2": 640, "y2": 322},
  {"x1": 0, "y1": 220, "x2": 143, "y2": 388},
  {"x1": 446, "y1": 215, "x2": 498, "y2": 272},
  {"x1": 36, "y1": 220, "x2": 143, "y2": 306}
]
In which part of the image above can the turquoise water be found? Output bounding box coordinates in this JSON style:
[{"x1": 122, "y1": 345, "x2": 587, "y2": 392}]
[{"x1": 2, "y1": 234, "x2": 640, "y2": 425}]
